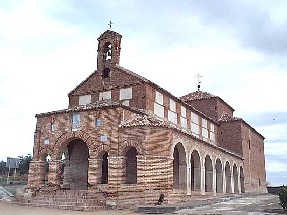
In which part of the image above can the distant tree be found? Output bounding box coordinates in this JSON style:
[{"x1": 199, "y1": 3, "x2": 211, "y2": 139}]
[
  {"x1": 18, "y1": 154, "x2": 32, "y2": 175},
  {"x1": 0, "y1": 161, "x2": 7, "y2": 175},
  {"x1": 279, "y1": 185, "x2": 287, "y2": 209}
]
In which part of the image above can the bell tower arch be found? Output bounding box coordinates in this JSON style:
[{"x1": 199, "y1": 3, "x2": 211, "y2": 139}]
[{"x1": 97, "y1": 30, "x2": 122, "y2": 78}]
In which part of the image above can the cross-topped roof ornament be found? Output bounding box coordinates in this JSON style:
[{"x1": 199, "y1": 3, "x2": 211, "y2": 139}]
[
  {"x1": 196, "y1": 74, "x2": 203, "y2": 91},
  {"x1": 108, "y1": 21, "x2": 113, "y2": 30}
]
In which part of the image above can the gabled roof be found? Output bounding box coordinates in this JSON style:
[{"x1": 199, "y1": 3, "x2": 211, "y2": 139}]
[{"x1": 180, "y1": 91, "x2": 235, "y2": 112}]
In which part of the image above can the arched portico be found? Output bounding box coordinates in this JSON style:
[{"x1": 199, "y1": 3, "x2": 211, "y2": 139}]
[
  {"x1": 66, "y1": 139, "x2": 89, "y2": 190},
  {"x1": 99, "y1": 151, "x2": 108, "y2": 184},
  {"x1": 225, "y1": 161, "x2": 232, "y2": 193},
  {"x1": 240, "y1": 166, "x2": 245, "y2": 193},
  {"x1": 173, "y1": 143, "x2": 187, "y2": 190},
  {"x1": 233, "y1": 164, "x2": 239, "y2": 193},
  {"x1": 190, "y1": 150, "x2": 201, "y2": 192},
  {"x1": 124, "y1": 146, "x2": 138, "y2": 184},
  {"x1": 215, "y1": 158, "x2": 223, "y2": 193},
  {"x1": 205, "y1": 155, "x2": 213, "y2": 192}
]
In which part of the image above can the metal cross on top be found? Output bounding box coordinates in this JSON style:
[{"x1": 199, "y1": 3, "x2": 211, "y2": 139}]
[{"x1": 108, "y1": 21, "x2": 113, "y2": 30}]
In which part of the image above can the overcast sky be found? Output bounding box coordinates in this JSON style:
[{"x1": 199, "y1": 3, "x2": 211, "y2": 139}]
[{"x1": 0, "y1": 0, "x2": 286, "y2": 186}]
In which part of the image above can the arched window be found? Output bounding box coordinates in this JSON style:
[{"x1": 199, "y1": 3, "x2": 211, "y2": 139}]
[
  {"x1": 104, "y1": 42, "x2": 112, "y2": 60},
  {"x1": 102, "y1": 68, "x2": 110, "y2": 79},
  {"x1": 125, "y1": 147, "x2": 138, "y2": 184},
  {"x1": 101, "y1": 152, "x2": 108, "y2": 184}
]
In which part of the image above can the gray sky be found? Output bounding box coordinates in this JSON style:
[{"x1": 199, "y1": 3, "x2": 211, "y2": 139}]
[{"x1": 0, "y1": 0, "x2": 286, "y2": 186}]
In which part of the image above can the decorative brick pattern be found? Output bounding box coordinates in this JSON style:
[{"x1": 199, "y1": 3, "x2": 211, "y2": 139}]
[{"x1": 26, "y1": 29, "x2": 267, "y2": 211}]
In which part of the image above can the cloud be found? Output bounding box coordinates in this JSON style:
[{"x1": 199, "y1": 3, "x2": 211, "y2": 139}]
[{"x1": 189, "y1": 0, "x2": 287, "y2": 55}]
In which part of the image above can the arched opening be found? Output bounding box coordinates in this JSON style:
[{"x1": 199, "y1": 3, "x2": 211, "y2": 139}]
[
  {"x1": 173, "y1": 143, "x2": 187, "y2": 190},
  {"x1": 44, "y1": 155, "x2": 51, "y2": 184},
  {"x1": 125, "y1": 147, "x2": 138, "y2": 184},
  {"x1": 190, "y1": 150, "x2": 201, "y2": 191},
  {"x1": 233, "y1": 164, "x2": 239, "y2": 193},
  {"x1": 67, "y1": 139, "x2": 89, "y2": 190},
  {"x1": 215, "y1": 158, "x2": 223, "y2": 193},
  {"x1": 100, "y1": 151, "x2": 108, "y2": 184},
  {"x1": 225, "y1": 161, "x2": 232, "y2": 193},
  {"x1": 104, "y1": 42, "x2": 112, "y2": 60},
  {"x1": 240, "y1": 166, "x2": 245, "y2": 193},
  {"x1": 102, "y1": 68, "x2": 110, "y2": 79},
  {"x1": 205, "y1": 155, "x2": 213, "y2": 192}
]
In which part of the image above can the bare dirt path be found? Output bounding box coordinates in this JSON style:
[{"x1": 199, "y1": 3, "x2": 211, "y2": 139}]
[{"x1": 0, "y1": 201, "x2": 139, "y2": 215}]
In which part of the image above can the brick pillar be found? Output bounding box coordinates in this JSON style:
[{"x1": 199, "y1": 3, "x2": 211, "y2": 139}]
[
  {"x1": 213, "y1": 169, "x2": 217, "y2": 196},
  {"x1": 200, "y1": 166, "x2": 205, "y2": 195},
  {"x1": 27, "y1": 161, "x2": 46, "y2": 190},
  {"x1": 179, "y1": 160, "x2": 187, "y2": 190},
  {"x1": 62, "y1": 159, "x2": 70, "y2": 189},
  {"x1": 88, "y1": 158, "x2": 101, "y2": 186},
  {"x1": 230, "y1": 171, "x2": 234, "y2": 193},
  {"x1": 222, "y1": 168, "x2": 226, "y2": 193},
  {"x1": 187, "y1": 158, "x2": 191, "y2": 195},
  {"x1": 108, "y1": 156, "x2": 124, "y2": 192},
  {"x1": 48, "y1": 160, "x2": 61, "y2": 186}
]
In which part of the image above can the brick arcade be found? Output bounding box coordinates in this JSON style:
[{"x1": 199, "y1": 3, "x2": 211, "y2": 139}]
[{"x1": 27, "y1": 30, "x2": 267, "y2": 209}]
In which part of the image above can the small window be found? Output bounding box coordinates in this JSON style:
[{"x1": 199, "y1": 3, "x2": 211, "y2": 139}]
[
  {"x1": 79, "y1": 94, "x2": 91, "y2": 105},
  {"x1": 96, "y1": 118, "x2": 103, "y2": 127},
  {"x1": 154, "y1": 103, "x2": 164, "y2": 118},
  {"x1": 100, "y1": 135, "x2": 108, "y2": 142},
  {"x1": 120, "y1": 87, "x2": 132, "y2": 100},
  {"x1": 169, "y1": 99, "x2": 176, "y2": 112},
  {"x1": 44, "y1": 139, "x2": 49, "y2": 145},
  {"x1": 155, "y1": 91, "x2": 163, "y2": 105},
  {"x1": 51, "y1": 123, "x2": 56, "y2": 132},
  {"x1": 248, "y1": 140, "x2": 251, "y2": 149},
  {"x1": 99, "y1": 91, "x2": 111, "y2": 100},
  {"x1": 168, "y1": 110, "x2": 177, "y2": 124},
  {"x1": 202, "y1": 118, "x2": 208, "y2": 128},
  {"x1": 102, "y1": 68, "x2": 110, "y2": 79},
  {"x1": 181, "y1": 106, "x2": 186, "y2": 118},
  {"x1": 191, "y1": 112, "x2": 199, "y2": 124},
  {"x1": 72, "y1": 113, "x2": 80, "y2": 130}
]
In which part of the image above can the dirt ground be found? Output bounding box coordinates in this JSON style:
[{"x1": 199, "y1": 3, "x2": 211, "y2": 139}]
[
  {"x1": 0, "y1": 201, "x2": 139, "y2": 215},
  {"x1": 0, "y1": 194, "x2": 285, "y2": 215}
]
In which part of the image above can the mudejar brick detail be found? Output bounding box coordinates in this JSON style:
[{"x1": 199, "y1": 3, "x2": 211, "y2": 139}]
[{"x1": 27, "y1": 30, "x2": 267, "y2": 210}]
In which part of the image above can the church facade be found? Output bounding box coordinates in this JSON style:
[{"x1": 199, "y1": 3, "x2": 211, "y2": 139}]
[{"x1": 27, "y1": 30, "x2": 267, "y2": 206}]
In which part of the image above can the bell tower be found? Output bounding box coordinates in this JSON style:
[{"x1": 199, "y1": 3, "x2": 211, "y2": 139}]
[{"x1": 97, "y1": 30, "x2": 122, "y2": 79}]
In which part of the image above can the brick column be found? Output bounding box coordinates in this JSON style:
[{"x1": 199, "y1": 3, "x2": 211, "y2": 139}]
[
  {"x1": 88, "y1": 158, "x2": 101, "y2": 186},
  {"x1": 213, "y1": 169, "x2": 217, "y2": 196},
  {"x1": 108, "y1": 156, "x2": 124, "y2": 191},
  {"x1": 200, "y1": 165, "x2": 205, "y2": 195},
  {"x1": 48, "y1": 160, "x2": 61, "y2": 186},
  {"x1": 27, "y1": 161, "x2": 46, "y2": 190},
  {"x1": 187, "y1": 158, "x2": 191, "y2": 195},
  {"x1": 62, "y1": 159, "x2": 70, "y2": 189},
  {"x1": 222, "y1": 168, "x2": 226, "y2": 193},
  {"x1": 230, "y1": 171, "x2": 234, "y2": 193}
]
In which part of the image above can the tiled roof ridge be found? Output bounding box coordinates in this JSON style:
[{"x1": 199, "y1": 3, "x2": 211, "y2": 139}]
[
  {"x1": 180, "y1": 91, "x2": 217, "y2": 101},
  {"x1": 35, "y1": 100, "x2": 144, "y2": 117},
  {"x1": 219, "y1": 113, "x2": 241, "y2": 122},
  {"x1": 119, "y1": 114, "x2": 167, "y2": 128}
]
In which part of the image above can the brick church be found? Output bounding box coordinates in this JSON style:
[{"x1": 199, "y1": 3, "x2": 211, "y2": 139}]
[{"x1": 27, "y1": 30, "x2": 267, "y2": 208}]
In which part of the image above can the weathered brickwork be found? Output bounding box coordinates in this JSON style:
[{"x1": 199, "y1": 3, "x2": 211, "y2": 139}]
[{"x1": 27, "y1": 30, "x2": 267, "y2": 210}]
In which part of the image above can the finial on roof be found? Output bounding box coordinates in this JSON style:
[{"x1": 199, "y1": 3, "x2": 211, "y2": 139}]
[
  {"x1": 108, "y1": 21, "x2": 113, "y2": 30},
  {"x1": 196, "y1": 74, "x2": 203, "y2": 91}
]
